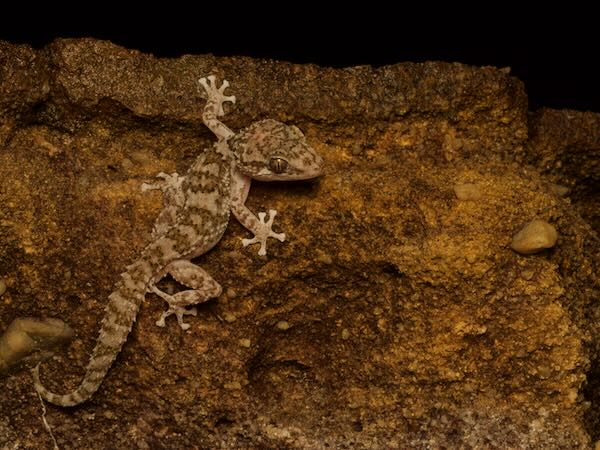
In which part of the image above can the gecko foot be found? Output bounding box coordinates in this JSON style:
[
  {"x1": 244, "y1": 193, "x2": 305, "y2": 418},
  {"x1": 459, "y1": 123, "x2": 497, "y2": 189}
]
[
  {"x1": 155, "y1": 306, "x2": 198, "y2": 331},
  {"x1": 242, "y1": 209, "x2": 286, "y2": 256},
  {"x1": 150, "y1": 285, "x2": 198, "y2": 330},
  {"x1": 198, "y1": 76, "x2": 236, "y2": 117}
]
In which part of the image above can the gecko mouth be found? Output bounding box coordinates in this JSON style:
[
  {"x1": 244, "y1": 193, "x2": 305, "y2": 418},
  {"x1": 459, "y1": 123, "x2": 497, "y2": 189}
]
[
  {"x1": 261, "y1": 170, "x2": 323, "y2": 181},
  {"x1": 291, "y1": 166, "x2": 325, "y2": 180},
  {"x1": 250, "y1": 162, "x2": 324, "y2": 181},
  {"x1": 292, "y1": 157, "x2": 325, "y2": 180}
]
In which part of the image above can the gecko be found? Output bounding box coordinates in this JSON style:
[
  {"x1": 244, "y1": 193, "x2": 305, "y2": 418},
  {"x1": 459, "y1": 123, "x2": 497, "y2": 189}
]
[{"x1": 32, "y1": 76, "x2": 324, "y2": 406}]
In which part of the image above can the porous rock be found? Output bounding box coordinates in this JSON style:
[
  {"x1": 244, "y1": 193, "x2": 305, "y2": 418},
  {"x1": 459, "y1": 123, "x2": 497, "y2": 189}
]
[
  {"x1": 0, "y1": 38, "x2": 599, "y2": 449},
  {"x1": 526, "y1": 108, "x2": 600, "y2": 234}
]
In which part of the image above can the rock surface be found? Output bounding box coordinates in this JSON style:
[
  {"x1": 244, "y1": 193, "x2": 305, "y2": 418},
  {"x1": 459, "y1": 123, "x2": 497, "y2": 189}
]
[
  {"x1": 0, "y1": 39, "x2": 599, "y2": 449},
  {"x1": 526, "y1": 108, "x2": 600, "y2": 234}
]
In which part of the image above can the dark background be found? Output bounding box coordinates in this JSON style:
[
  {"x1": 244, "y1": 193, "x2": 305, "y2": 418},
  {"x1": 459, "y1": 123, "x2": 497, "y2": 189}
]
[{"x1": 1, "y1": 10, "x2": 598, "y2": 112}]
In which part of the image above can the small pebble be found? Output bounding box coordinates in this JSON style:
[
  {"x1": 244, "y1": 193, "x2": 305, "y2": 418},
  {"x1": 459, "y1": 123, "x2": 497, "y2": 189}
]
[
  {"x1": 136, "y1": 439, "x2": 150, "y2": 450},
  {"x1": 351, "y1": 143, "x2": 363, "y2": 156},
  {"x1": 224, "y1": 381, "x2": 242, "y2": 390},
  {"x1": 548, "y1": 183, "x2": 570, "y2": 197},
  {"x1": 238, "y1": 338, "x2": 251, "y2": 348},
  {"x1": 520, "y1": 270, "x2": 535, "y2": 280},
  {"x1": 275, "y1": 320, "x2": 290, "y2": 331},
  {"x1": 0, "y1": 279, "x2": 6, "y2": 296},
  {"x1": 341, "y1": 329, "x2": 350, "y2": 340},
  {"x1": 315, "y1": 251, "x2": 333, "y2": 265},
  {"x1": 511, "y1": 219, "x2": 558, "y2": 254},
  {"x1": 223, "y1": 313, "x2": 237, "y2": 323},
  {"x1": 120, "y1": 158, "x2": 133, "y2": 170},
  {"x1": 453, "y1": 183, "x2": 482, "y2": 200}
]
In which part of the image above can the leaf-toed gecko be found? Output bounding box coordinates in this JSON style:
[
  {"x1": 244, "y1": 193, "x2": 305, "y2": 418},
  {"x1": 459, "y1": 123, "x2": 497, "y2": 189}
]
[{"x1": 32, "y1": 76, "x2": 324, "y2": 406}]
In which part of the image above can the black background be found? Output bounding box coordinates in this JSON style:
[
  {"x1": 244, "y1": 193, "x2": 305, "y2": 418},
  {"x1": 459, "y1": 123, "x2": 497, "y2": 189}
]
[{"x1": 1, "y1": 8, "x2": 598, "y2": 112}]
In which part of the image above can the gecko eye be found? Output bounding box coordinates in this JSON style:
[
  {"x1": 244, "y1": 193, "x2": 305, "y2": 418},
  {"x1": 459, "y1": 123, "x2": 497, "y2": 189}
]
[{"x1": 268, "y1": 157, "x2": 288, "y2": 174}]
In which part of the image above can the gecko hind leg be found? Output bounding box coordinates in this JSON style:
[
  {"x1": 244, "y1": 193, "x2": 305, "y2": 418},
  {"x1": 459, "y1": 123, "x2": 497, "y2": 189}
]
[{"x1": 150, "y1": 260, "x2": 222, "y2": 330}]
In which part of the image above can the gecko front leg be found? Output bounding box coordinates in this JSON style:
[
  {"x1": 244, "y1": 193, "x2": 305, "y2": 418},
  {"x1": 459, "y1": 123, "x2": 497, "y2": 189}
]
[
  {"x1": 239, "y1": 209, "x2": 286, "y2": 256},
  {"x1": 198, "y1": 75, "x2": 236, "y2": 141},
  {"x1": 230, "y1": 168, "x2": 285, "y2": 256}
]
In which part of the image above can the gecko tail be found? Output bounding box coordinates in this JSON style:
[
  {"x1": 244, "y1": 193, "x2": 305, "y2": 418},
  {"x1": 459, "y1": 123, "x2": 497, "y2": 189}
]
[
  {"x1": 31, "y1": 285, "x2": 143, "y2": 407},
  {"x1": 32, "y1": 362, "x2": 100, "y2": 406},
  {"x1": 30, "y1": 248, "x2": 164, "y2": 406},
  {"x1": 31, "y1": 323, "x2": 131, "y2": 406},
  {"x1": 31, "y1": 324, "x2": 126, "y2": 406}
]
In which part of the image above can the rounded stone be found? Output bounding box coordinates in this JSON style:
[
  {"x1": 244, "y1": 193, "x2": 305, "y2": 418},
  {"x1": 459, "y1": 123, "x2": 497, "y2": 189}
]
[
  {"x1": 223, "y1": 312, "x2": 237, "y2": 323},
  {"x1": 275, "y1": 320, "x2": 290, "y2": 331},
  {"x1": 510, "y1": 219, "x2": 558, "y2": 254},
  {"x1": 453, "y1": 183, "x2": 482, "y2": 200},
  {"x1": 548, "y1": 183, "x2": 570, "y2": 197}
]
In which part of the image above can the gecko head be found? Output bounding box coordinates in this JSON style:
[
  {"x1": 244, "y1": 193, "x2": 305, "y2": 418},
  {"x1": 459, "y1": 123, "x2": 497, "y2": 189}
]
[{"x1": 229, "y1": 119, "x2": 324, "y2": 181}]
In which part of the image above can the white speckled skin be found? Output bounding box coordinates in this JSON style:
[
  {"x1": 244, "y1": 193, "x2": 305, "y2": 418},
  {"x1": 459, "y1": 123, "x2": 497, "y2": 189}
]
[{"x1": 32, "y1": 76, "x2": 324, "y2": 406}]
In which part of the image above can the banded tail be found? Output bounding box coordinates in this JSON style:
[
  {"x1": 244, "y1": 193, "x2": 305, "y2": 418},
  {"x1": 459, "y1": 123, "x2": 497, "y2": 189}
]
[{"x1": 32, "y1": 257, "x2": 157, "y2": 406}]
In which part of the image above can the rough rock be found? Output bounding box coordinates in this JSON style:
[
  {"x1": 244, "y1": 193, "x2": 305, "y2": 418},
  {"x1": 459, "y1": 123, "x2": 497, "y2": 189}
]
[
  {"x1": 526, "y1": 108, "x2": 600, "y2": 234},
  {"x1": 0, "y1": 38, "x2": 599, "y2": 449}
]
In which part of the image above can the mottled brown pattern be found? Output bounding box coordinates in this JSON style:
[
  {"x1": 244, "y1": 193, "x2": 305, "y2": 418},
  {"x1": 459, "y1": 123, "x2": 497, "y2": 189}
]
[{"x1": 32, "y1": 77, "x2": 323, "y2": 406}]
